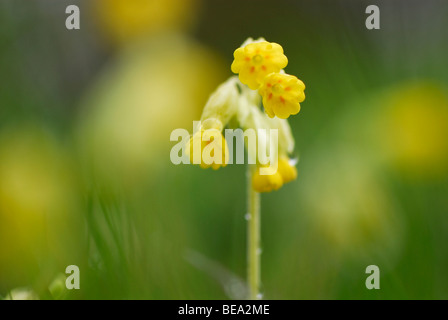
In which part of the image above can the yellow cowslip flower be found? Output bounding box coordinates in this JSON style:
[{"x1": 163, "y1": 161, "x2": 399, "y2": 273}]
[
  {"x1": 231, "y1": 41, "x2": 288, "y2": 90},
  {"x1": 252, "y1": 166, "x2": 283, "y2": 193},
  {"x1": 259, "y1": 72, "x2": 305, "y2": 119},
  {"x1": 186, "y1": 129, "x2": 229, "y2": 170},
  {"x1": 277, "y1": 157, "x2": 297, "y2": 184}
]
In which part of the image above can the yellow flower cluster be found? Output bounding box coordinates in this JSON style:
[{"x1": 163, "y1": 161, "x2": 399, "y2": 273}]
[
  {"x1": 231, "y1": 40, "x2": 306, "y2": 119},
  {"x1": 252, "y1": 157, "x2": 297, "y2": 193},
  {"x1": 186, "y1": 39, "x2": 302, "y2": 193}
]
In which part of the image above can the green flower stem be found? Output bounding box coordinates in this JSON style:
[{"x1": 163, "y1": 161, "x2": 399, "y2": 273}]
[{"x1": 247, "y1": 164, "x2": 261, "y2": 300}]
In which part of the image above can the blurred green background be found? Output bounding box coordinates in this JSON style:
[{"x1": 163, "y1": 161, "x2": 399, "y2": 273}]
[{"x1": 0, "y1": 0, "x2": 447, "y2": 299}]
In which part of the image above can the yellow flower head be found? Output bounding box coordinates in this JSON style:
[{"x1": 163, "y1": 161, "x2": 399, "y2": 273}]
[
  {"x1": 259, "y1": 72, "x2": 305, "y2": 119},
  {"x1": 277, "y1": 157, "x2": 297, "y2": 184},
  {"x1": 186, "y1": 129, "x2": 229, "y2": 170},
  {"x1": 231, "y1": 41, "x2": 288, "y2": 90},
  {"x1": 252, "y1": 166, "x2": 283, "y2": 193}
]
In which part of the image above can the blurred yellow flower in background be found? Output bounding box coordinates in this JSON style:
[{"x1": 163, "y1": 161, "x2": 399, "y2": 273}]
[
  {"x1": 93, "y1": 0, "x2": 200, "y2": 45},
  {"x1": 301, "y1": 147, "x2": 404, "y2": 260},
  {"x1": 379, "y1": 82, "x2": 448, "y2": 179},
  {"x1": 76, "y1": 34, "x2": 226, "y2": 187},
  {"x1": 0, "y1": 125, "x2": 82, "y2": 290}
]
